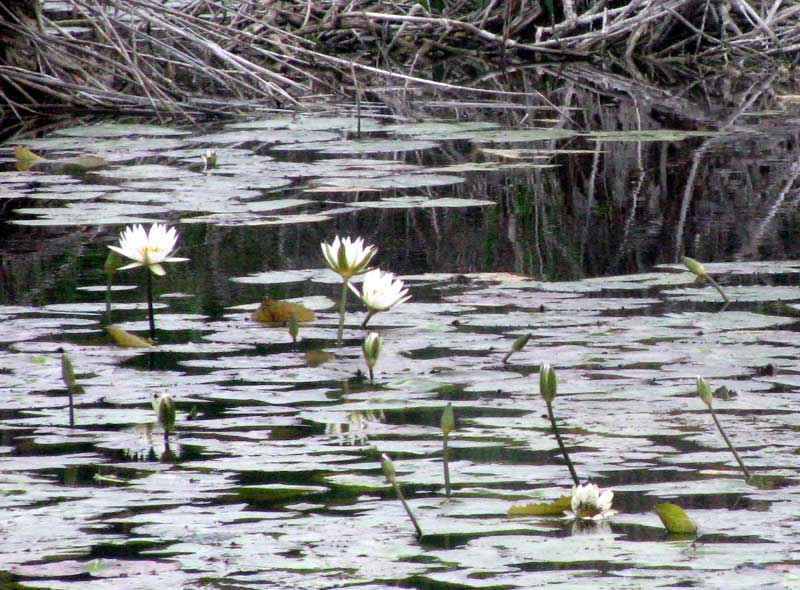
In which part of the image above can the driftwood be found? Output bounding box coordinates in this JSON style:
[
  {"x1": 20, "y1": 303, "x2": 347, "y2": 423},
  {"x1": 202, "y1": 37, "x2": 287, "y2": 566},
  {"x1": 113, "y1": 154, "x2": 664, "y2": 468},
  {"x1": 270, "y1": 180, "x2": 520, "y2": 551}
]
[{"x1": 0, "y1": 0, "x2": 797, "y2": 120}]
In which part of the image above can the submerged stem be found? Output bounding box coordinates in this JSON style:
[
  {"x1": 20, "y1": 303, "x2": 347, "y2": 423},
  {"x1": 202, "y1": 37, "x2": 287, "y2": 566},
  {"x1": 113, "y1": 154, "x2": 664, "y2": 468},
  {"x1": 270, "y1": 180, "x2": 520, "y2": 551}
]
[
  {"x1": 710, "y1": 408, "x2": 751, "y2": 479},
  {"x1": 146, "y1": 269, "x2": 156, "y2": 340},
  {"x1": 546, "y1": 401, "x2": 580, "y2": 486},
  {"x1": 337, "y1": 278, "x2": 349, "y2": 346}
]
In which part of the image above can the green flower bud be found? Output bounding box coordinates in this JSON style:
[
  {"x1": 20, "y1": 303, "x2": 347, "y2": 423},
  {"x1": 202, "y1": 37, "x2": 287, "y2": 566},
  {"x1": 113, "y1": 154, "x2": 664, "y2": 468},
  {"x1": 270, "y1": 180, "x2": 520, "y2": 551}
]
[
  {"x1": 682, "y1": 256, "x2": 707, "y2": 279},
  {"x1": 61, "y1": 350, "x2": 76, "y2": 391},
  {"x1": 540, "y1": 363, "x2": 557, "y2": 404},
  {"x1": 512, "y1": 333, "x2": 532, "y2": 353},
  {"x1": 362, "y1": 332, "x2": 383, "y2": 370},
  {"x1": 104, "y1": 251, "x2": 122, "y2": 275},
  {"x1": 441, "y1": 402, "x2": 455, "y2": 437},
  {"x1": 380, "y1": 453, "x2": 396, "y2": 485},
  {"x1": 153, "y1": 392, "x2": 176, "y2": 431},
  {"x1": 696, "y1": 376, "x2": 713, "y2": 408}
]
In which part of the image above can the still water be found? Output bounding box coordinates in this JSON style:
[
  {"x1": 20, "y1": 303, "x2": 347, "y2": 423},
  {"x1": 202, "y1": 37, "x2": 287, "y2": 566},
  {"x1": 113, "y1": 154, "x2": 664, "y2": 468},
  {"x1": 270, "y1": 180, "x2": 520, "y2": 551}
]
[{"x1": 0, "y1": 93, "x2": 799, "y2": 589}]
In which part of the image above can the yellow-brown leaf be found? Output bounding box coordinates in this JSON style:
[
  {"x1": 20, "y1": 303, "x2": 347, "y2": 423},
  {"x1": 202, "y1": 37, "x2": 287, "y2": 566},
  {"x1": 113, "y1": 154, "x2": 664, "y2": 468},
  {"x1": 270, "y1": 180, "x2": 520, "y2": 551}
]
[{"x1": 252, "y1": 297, "x2": 315, "y2": 323}]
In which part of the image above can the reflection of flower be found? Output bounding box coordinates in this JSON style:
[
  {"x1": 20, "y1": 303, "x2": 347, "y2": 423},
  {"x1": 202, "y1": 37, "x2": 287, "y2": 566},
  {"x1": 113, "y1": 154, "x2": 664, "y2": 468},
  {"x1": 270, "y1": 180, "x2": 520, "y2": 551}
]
[
  {"x1": 571, "y1": 517, "x2": 612, "y2": 536},
  {"x1": 350, "y1": 269, "x2": 410, "y2": 326},
  {"x1": 109, "y1": 224, "x2": 188, "y2": 276},
  {"x1": 325, "y1": 409, "x2": 385, "y2": 445},
  {"x1": 321, "y1": 236, "x2": 376, "y2": 280},
  {"x1": 568, "y1": 483, "x2": 616, "y2": 520}
]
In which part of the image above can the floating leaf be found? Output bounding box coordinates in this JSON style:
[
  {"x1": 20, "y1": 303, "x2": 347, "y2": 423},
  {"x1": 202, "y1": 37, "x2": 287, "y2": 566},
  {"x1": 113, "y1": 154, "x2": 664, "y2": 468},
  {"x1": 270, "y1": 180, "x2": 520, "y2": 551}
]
[
  {"x1": 106, "y1": 325, "x2": 154, "y2": 347},
  {"x1": 304, "y1": 349, "x2": 334, "y2": 367},
  {"x1": 15, "y1": 145, "x2": 44, "y2": 163},
  {"x1": 586, "y1": 129, "x2": 723, "y2": 142},
  {"x1": 654, "y1": 502, "x2": 697, "y2": 534},
  {"x1": 252, "y1": 297, "x2": 316, "y2": 323},
  {"x1": 508, "y1": 494, "x2": 571, "y2": 517}
]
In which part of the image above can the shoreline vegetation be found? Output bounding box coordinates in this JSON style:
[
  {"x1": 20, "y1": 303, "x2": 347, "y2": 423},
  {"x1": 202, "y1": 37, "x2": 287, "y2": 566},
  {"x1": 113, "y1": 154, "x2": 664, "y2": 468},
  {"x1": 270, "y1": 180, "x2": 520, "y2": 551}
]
[{"x1": 0, "y1": 0, "x2": 798, "y2": 122}]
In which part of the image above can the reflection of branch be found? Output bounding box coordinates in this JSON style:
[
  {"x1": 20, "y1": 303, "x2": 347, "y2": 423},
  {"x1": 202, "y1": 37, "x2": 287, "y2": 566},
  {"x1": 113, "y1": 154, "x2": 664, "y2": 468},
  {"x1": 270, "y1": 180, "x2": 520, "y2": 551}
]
[{"x1": 739, "y1": 156, "x2": 800, "y2": 259}]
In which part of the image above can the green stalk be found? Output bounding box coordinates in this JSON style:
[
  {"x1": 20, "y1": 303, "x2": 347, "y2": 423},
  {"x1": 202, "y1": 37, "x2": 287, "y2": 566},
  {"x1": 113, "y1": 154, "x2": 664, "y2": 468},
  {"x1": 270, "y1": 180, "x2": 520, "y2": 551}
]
[
  {"x1": 146, "y1": 269, "x2": 156, "y2": 340},
  {"x1": 546, "y1": 401, "x2": 580, "y2": 486},
  {"x1": 710, "y1": 408, "x2": 751, "y2": 479},
  {"x1": 361, "y1": 310, "x2": 376, "y2": 329},
  {"x1": 443, "y1": 434, "x2": 451, "y2": 497},
  {"x1": 105, "y1": 272, "x2": 113, "y2": 324},
  {"x1": 337, "y1": 278, "x2": 349, "y2": 346},
  {"x1": 368, "y1": 366, "x2": 374, "y2": 384},
  {"x1": 706, "y1": 275, "x2": 729, "y2": 303},
  {"x1": 393, "y1": 482, "x2": 422, "y2": 539}
]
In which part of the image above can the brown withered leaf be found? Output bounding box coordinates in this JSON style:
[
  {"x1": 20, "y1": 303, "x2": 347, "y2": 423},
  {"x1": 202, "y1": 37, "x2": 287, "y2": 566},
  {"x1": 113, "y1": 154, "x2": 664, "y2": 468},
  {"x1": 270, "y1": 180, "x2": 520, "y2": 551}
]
[{"x1": 252, "y1": 297, "x2": 315, "y2": 323}]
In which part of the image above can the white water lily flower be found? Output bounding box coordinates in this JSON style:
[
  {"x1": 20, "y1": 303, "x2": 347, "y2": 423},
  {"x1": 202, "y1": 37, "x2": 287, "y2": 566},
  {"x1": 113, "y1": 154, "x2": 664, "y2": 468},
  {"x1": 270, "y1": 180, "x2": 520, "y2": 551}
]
[
  {"x1": 108, "y1": 223, "x2": 188, "y2": 276},
  {"x1": 569, "y1": 483, "x2": 616, "y2": 520},
  {"x1": 321, "y1": 235, "x2": 377, "y2": 280},
  {"x1": 349, "y1": 269, "x2": 411, "y2": 324}
]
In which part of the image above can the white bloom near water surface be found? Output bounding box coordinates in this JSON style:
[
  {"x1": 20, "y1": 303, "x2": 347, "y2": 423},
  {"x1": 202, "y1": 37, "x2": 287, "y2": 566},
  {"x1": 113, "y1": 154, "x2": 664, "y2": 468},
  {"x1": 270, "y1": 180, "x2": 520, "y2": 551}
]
[
  {"x1": 350, "y1": 268, "x2": 411, "y2": 319},
  {"x1": 108, "y1": 223, "x2": 188, "y2": 276},
  {"x1": 320, "y1": 235, "x2": 377, "y2": 280},
  {"x1": 569, "y1": 483, "x2": 616, "y2": 520}
]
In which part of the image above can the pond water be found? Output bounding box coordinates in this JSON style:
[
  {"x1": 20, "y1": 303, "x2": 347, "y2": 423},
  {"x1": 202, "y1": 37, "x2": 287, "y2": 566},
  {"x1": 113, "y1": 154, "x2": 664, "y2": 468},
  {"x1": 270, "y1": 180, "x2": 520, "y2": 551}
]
[{"x1": 0, "y1": 101, "x2": 799, "y2": 589}]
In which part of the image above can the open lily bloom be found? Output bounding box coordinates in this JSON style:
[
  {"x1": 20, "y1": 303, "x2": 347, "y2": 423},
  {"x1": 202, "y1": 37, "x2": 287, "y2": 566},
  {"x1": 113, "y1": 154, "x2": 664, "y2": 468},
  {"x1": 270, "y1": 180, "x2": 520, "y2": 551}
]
[
  {"x1": 568, "y1": 483, "x2": 616, "y2": 520},
  {"x1": 109, "y1": 224, "x2": 188, "y2": 276},
  {"x1": 321, "y1": 236, "x2": 377, "y2": 280},
  {"x1": 350, "y1": 269, "x2": 411, "y2": 316}
]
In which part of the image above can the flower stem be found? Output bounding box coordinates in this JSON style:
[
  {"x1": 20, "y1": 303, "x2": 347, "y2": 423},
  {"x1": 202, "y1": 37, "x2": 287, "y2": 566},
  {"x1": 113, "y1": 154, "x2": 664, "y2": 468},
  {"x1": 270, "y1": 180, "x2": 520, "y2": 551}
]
[
  {"x1": 105, "y1": 272, "x2": 113, "y2": 324},
  {"x1": 391, "y1": 481, "x2": 423, "y2": 539},
  {"x1": 368, "y1": 366, "x2": 374, "y2": 384},
  {"x1": 443, "y1": 434, "x2": 451, "y2": 497},
  {"x1": 361, "y1": 310, "x2": 375, "y2": 329},
  {"x1": 547, "y1": 401, "x2": 580, "y2": 486},
  {"x1": 146, "y1": 269, "x2": 156, "y2": 340},
  {"x1": 337, "y1": 278, "x2": 349, "y2": 346},
  {"x1": 710, "y1": 408, "x2": 751, "y2": 479},
  {"x1": 706, "y1": 275, "x2": 729, "y2": 303}
]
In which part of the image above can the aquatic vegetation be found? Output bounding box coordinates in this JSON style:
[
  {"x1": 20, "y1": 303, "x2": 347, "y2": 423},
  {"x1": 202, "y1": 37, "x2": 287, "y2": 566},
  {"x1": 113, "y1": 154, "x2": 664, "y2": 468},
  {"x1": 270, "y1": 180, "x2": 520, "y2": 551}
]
[
  {"x1": 567, "y1": 483, "x2": 616, "y2": 521},
  {"x1": 502, "y1": 333, "x2": 531, "y2": 363},
  {"x1": 440, "y1": 403, "x2": 455, "y2": 497},
  {"x1": 108, "y1": 224, "x2": 188, "y2": 339},
  {"x1": 321, "y1": 235, "x2": 377, "y2": 345},
  {"x1": 59, "y1": 349, "x2": 78, "y2": 427},
  {"x1": 696, "y1": 376, "x2": 752, "y2": 480},
  {"x1": 288, "y1": 312, "x2": 299, "y2": 344},
  {"x1": 540, "y1": 364, "x2": 580, "y2": 486},
  {"x1": 654, "y1": 502, "x2": 697, "y2": 534},
  {"x1": 201, "y1": 148, "x2": 217, "y2": 171},
  {"x1": 381, "y1": 453, "x2": 422, "y2": 539},
  {"x1": 349, "y1": 268, "x2": 411, "y2": 328},
  {"x1": 152, "y1": 392, "x2": 176, "y2": 443},
  {"x1": 362, "y1": 332, "x2": 383, "y2": 383},
  {"x1": 683, "y1": 256, "x2": 729, "y2": 303}
]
